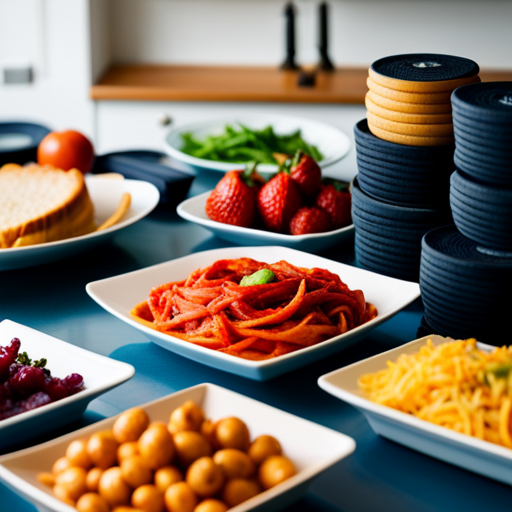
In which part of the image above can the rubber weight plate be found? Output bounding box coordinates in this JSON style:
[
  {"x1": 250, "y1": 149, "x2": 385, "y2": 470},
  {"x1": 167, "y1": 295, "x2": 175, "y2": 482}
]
[
  {"x1": 357, "y1": 172, "x2": 447, "y2": 208},
  {"x1": 354, "y1": 118, "x2": 456, "y2": 155},
  {"x1": 355, "y1": 141, "x2": 456, "y2": 170},
  {"x1": 451, "y1": 170, "x2": 512, "y2": 206},
  {"x1": 365, "y1": 94, "x2": 454, "y2": 124},
  {"x1": 371, "y1": 54, "x2": 479, "y2": 85},
  {"x1": 368, "y1": 121, "x2": 455, "y2": 147},
  {"x1": 367, "y1": 111, "x2": 454, "y2": 138},
  {"x1": 352, "y1": 177, "x2": 451, "y2": 223},
  {"x1": 454, "y1": 151, "x2": 512, "y2": 185},
  {"x1": 421, "y1": 225, "x2": 512, "y2": 275},
  {"x1": 367, "y1": 77, "x2": 454, "y2": 104},
  {"x1": 451, "y1": 81, "x2": 512, "y2": 123},
  {"x1": 451, "y1": 107, "x2": 512, "y2": 135},
  {"x1": 356, "y1": 156, "x2": 450, "y2": 186},
  {"x1": 366, "y1": 90, "x2": 453, "y2": 115},
  {"x1": 420, "y1": 244, "x2": 510, "y2": 285}
]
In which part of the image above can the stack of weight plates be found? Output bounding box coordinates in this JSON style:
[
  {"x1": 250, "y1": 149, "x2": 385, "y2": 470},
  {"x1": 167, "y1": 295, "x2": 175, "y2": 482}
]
[
  {"x1": 452, "y1": 82, "x2": 512, "y2": 186},
  {"x1": 354, "y1": 119, "x2": 453, "y2": 207},
  {"x1": 352, "y1": 53, "x2": 480, "y2": 282},
  {"x1": 352, "y1": 177, "x2": 451, "y2": 282},
  {"x1": 366, "y1": 53, "x2": 480, "y2": 146},
  {"x1": 450, "y1": 82, "x2": 512, "y2": 253},
  {"x1": 420, "y1": 225, "x2": 511, "y2": 343}
]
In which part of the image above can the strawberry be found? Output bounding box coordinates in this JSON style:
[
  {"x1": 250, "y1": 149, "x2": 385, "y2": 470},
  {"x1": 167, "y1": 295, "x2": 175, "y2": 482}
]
[
  {"x1": 315, "y1": 180, "x2": 352, "y2": 229},
  {"x1": 257, "y1": 172, "x2": 302, "y2": 232},
  {"x1": 205, "y1": 166, "x2": 260, "y2": 227},
  {"x1": 289, "y1": 206, "x2": 331, "y2": 235},
  {"x1": 287, "y1": 150, "x2": 322, "y2": 199}
]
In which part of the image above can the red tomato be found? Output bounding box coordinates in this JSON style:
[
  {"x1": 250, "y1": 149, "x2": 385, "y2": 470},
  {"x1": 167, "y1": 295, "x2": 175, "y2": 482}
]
[{"x1": 37, "y1": 130, "x2": 95, "y2": 174}]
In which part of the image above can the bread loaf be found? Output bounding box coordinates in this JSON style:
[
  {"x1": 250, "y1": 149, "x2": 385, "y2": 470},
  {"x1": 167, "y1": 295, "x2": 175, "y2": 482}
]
[{"x1": 0, "y1": 163, "x2": 96, "y2": 248}]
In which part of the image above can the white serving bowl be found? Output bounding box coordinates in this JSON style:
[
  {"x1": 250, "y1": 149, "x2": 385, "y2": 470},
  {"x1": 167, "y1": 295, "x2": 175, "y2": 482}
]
[
  {"x1": 163, "y1": 114, "x2": 351, "y2": 173},
  {"x1": 0, "y1": 176, "x2": 160, "y2": 270},
  {"x1": 0, "y1": 383, "x2": 356, "y2": 512},
  {"x1": 177, "y1": 191, "x2": 354, "y2": 252},
  {"x1": 0, "y1": 319, "x2": 135, "y2": 451},
  {"x1": 86, "y1": 246, "x2": 420, "y2": 381}
]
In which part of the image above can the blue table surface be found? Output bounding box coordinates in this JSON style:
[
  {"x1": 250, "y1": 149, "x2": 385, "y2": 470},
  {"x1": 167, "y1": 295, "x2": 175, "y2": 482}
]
[{"x1": 1, "y1": 168, "x2": 511, "y2": 511}]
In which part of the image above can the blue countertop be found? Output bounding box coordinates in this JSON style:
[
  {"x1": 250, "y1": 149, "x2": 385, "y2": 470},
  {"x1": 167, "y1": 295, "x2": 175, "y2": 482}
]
[{"x1": 1, "y1": 169, "x2": 511, "y2": 511}]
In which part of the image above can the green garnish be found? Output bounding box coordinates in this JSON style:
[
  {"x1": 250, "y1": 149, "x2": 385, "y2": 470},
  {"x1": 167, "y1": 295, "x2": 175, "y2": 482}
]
[
  {"x1": 486, "y1": 362, "x2": 512, "y2": 380},
  {"x1": 180, "y1": 123, "x2": 323, "y2": 165},
  {"x1": 16, "y1": 351, "x2": 48, "y2": 369},
  {"x1": 240, "y1": 269, "x2": 276, "y2": 286}
]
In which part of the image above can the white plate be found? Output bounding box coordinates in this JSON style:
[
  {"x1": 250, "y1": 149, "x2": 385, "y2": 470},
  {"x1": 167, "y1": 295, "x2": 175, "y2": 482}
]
[
  {"x1": 177, "y1": 191, "x2": 355, "y2": 252},
  {"x1": 0, "y1": 383, "x2": 355, "y2": 512},
  {"x1": 163, "y1": 114, "x2": 351, "y2": 173},
  {"x1": 0, "y1": 176, "x2": 160, "y2": 270},
  {"x1": 0, "y1": 319, "x2": 134, "y2": 450},
  {"x1": 318, "y1": 334, "x2": 512, "y2": 486},
  {"x1": 86, "y1": 246, "x2": 420, "y2": 380}
]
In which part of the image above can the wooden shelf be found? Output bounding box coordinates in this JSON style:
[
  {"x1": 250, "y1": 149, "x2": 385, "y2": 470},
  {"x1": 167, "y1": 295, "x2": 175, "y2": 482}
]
[{"x1": 91, "y1": 64, "x2": 512, "y2": 104}]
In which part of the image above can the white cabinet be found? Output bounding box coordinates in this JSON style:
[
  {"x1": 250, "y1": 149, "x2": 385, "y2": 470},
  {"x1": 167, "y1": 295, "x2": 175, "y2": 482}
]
[{"x1": 95, "y1": 100, "x2": 366, "y2": 181}]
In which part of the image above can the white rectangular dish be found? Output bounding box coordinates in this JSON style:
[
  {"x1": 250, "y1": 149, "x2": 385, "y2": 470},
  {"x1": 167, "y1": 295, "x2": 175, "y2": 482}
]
[
  {"x1": 0, "y1": 319, "x2": 135, "y2": 451},
  {"x1": 177, "y1": 191, "x2": 354, "y2": 252},
  {"x1": 0, "y1": 383, "x2": 356, "y2": 512},
  {"x1": 318, "y1": 334, "x2": 512, "y2": 486},
  {"x1": 86, "y1": 246, "x2": 420, "y2": 380}
]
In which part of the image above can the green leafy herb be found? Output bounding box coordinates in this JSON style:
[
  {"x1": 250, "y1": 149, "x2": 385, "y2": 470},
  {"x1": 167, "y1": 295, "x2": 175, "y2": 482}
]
[
  {"x1": 16, "y1": 351, "x2": 47, "y2": 369},
  {"x1": 180, "y1": 123, "x2": 323, "y2": 165}
]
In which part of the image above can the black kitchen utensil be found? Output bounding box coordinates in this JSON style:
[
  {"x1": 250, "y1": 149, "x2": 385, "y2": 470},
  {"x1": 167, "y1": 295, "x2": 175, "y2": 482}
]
[
  {"x1": 281, "y1": 2, "x2": 299, "y2": 70},
  {"x1": 92, "y1": 150, "x2": 194, "y2": 209},
  {"x1": 318, "y1": 2, "x2": 334, "y2": 71}
]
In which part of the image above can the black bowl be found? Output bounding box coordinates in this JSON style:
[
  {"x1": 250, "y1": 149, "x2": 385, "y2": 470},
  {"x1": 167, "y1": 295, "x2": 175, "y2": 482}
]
[{"x1": 0, "y1": 121, "x2": 51, "y2": 167}]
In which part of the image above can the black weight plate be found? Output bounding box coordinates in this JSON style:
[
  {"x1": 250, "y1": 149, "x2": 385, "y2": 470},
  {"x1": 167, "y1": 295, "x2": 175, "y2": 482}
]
[
  {"x1": 357, "y1": 172, "x2": 447, "y2": 208},
  {"x1": 355, "y1": 141, "x2": 455, "y2": 169},
  {"x1": 451, "y1": 81, "x2": 512, "y2": 123},
  {"x1": 454, "y1": 152, "x2": 512, "y2": 186},
  {"x1": 372, "y1": 54, "x2": 479, "y2": 82},
  {"x1": 421, "y1": 225, "x2": 512, "y2": 273},
  {"x1": 450, "y1": 170, "x2": 512, "y2": 207},
  {"x1": 356, "y1": 152, "x2": 453, "y2": 183},
  {"x1": 352, "y1": 210, "x2": 441, "y2": 241},
  {"x1": 354, "y1": 118, "x2": 457, "y2": 158}
]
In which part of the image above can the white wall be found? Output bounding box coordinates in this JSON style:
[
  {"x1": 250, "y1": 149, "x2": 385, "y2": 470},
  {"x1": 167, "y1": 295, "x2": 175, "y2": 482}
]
[
  {"x1": 90, "y1": 0, "x2": 112, "y2": 84},
  {"x1": 109, "y1": 0, "x2": 512, "y2": 70},
  {"x1": 1, "y1": 0, "x2": 511, "y2": 148},
  {"x1": 0, "y1": 0, "x2": 95, "y2": 137}
]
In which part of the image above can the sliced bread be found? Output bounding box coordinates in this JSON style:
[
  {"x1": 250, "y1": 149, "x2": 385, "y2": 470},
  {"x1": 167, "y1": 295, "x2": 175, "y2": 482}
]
[{"x1": 0, "y1": 163, "x2": 96, "y2": 248}]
